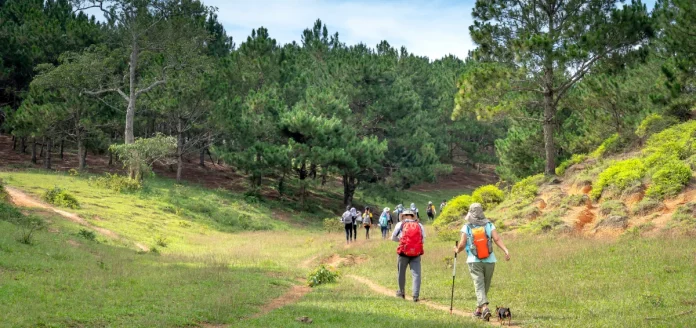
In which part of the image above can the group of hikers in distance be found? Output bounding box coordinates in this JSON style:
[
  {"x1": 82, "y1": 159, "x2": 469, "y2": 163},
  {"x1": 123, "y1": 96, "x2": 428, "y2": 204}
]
[
  {"x1": 339, "y1": 201, "x2": 511, "y2": 322},
  {"x1": 340, "y1": 201, "x2": 445, "y2": 242}
]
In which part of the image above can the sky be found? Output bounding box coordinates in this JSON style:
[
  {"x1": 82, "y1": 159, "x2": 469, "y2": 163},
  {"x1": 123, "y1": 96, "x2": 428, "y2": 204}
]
[{"x1": 86, "y1": 0, "x2": 658, "y2": 61}]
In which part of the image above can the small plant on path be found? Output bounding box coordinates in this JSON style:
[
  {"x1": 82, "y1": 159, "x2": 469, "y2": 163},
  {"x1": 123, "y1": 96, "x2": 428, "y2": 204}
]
[{"x1": 307, "y1": 265, "x2": 338, "y2": 287}]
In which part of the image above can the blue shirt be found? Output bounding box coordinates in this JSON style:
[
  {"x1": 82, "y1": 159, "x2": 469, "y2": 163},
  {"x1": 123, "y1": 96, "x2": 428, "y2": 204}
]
[{"x1": 461, "y1": 223, "x2": 497, "y2": 263}]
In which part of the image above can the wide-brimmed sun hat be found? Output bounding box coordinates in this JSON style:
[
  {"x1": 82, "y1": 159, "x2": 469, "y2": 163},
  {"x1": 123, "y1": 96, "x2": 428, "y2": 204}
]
[{"x1": 401, "y1": 209, "x2": 415, "y2": 217}]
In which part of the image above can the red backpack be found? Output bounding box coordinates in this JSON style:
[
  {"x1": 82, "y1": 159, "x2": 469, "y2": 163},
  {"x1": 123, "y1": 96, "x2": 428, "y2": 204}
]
[{"x1": 396, "y1": 221, "x2": 424, "y2": 257}]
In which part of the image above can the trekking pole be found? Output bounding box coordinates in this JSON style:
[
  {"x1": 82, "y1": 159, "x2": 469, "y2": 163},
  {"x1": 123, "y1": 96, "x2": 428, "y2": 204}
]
[{"x1": 450, "y1": 240, "x2": 458, "y2": 315}]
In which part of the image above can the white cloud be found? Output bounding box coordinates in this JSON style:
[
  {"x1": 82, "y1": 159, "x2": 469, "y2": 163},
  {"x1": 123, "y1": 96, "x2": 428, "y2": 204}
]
[{"x1": 206, "y1": 0, "x2": 476, "y2": 60}]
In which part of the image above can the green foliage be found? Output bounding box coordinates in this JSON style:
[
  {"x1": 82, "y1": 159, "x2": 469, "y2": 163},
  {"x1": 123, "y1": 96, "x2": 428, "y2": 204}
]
[
  {"x1": 154, "y1": 236, "x2": 169, "y2": 248},
  {"x1": 110, "y1": 134, "x2": 176, "y2": 181},
  {"x1": 90, "y1": 173, "x2": 142, "y2": 193},
  {"x1": 556, "y1": 154, "x2": 588, "y2": 176},
  {"x1": 642, "y1": 120, "x2": 696, "y2": 163},
  {"x1": 494, "y1": 124, "x2": 546, "y2": 182},
  {"x1": 0, "y1": 179, "x2": 9, "y2": 203},
  {"x1": 599, "y1": 200, "x2": 628, "y2": 217},
  {"x1": 323, "y1": 218, "x2": 343, "y2": 233},
  {"x1": 471, "y1": 185, "x2": 504, "y2": 210},
  {"x1": 433, "y1": 194, "x2": 474, "y2": 229},
  {"x1": 519, "y1": 210, "x2": 566, "y2": 234},
  {"x1": 0, "y1": 201, "x2": 45, "y2": 244},
  {"x1": 590, "y1": 134, "x2": 621, "y2": 159},
  {"x1": 671, "y1": 202, "x2": 696, "y2": 229},
  {"x1": 307, "y1": 265, "x2": 338, "y2": 287},
  {"x1": 436, "y1": 228, "x2": 460, "y2": 242},
  {"x1": 77, "y1": 229, "x2": 96, "y2": 241},
  {"x1": 631, "y1": 199, "x2": 664, "y2": 216},
  {"x1": 645, "y1": 160, "x2": 692, "y2": 199},
  {"x1": 591, "y1": 159, "x2": 645, "y2": 200},
  {"x1": 510, "y1": 174, "x2": 545, "y2": 202},
  {"x1": 42, "y1": 187, "x2": 80, "y2": 209},
  {"x1": 635, "y1": 114, "x2": 678, "y2": 139}
]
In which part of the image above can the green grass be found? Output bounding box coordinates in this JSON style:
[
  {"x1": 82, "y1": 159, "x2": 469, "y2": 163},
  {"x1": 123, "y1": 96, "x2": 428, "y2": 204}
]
[{"x1": 342, "y1": 228, "x2": 696, "y2": 327}]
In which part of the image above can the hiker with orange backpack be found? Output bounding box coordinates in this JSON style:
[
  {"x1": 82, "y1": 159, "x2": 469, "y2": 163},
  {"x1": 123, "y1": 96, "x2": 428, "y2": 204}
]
[
  {"x1": 391, "y1": 209, "x2": 426, "y2": 302},
  {"x1": 453, "y1": 203, "x2": 510, "y2": 321}
]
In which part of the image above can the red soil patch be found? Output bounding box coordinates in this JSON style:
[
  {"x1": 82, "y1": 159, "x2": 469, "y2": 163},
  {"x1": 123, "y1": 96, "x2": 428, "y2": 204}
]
[
  {"x1": 581, "y1": 184, "x2": 592, "y2": 194},
  {"x1": 538, "y1": 199, "x2": 547, "y2": 210},
  {"x1": 575, "y1": 207, "x2": 596, "y2": 231}
]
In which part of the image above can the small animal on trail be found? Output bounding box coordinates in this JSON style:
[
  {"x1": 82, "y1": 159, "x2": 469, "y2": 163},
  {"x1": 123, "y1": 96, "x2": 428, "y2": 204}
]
[{"x1": 496, "y1": 306, "x2": 512, "y2": 326}]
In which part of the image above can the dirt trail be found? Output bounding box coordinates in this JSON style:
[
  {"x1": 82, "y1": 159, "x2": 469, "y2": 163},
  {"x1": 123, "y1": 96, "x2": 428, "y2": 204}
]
[
  {"x1": 348, "y1": 275, "x2": 520, "y2": 327},
  {"x1": 249, "y1": 279, "x2": 311, "y2": 319},
  {"x1": 5, "y1": 186, "x2": 149, "y2": 252}
]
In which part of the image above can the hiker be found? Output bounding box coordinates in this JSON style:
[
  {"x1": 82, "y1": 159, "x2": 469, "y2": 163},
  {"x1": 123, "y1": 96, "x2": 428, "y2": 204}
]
[
  {"x1": 391, "y1": 209, "x2": 426, "y2": 302},
  {"x1": 426, "y1": 201, "x2": 437, "y2": 221},
  {"x1": 341, "y1": 207, "x2": 354, "y2": 243},
  {"x1": 393, "y1": 204, "x2": 404, "y2": 222},
  {"x1": 379, "y1": 207, "x2": 390, "y2": 239},
  {"x1": 440, "y1": 200, "x2": 447, "y2": 213},
  {"x1": 453, "y1": 203, "x2": 510, "y2": 321},
  {"x1": 350, "y1": 207, "x2": 359, "y2": 241},
  {"x1": 363, "y1": 207, "x2": 373, "y2": 239},
  {"x1": 386, "y1": 207, "x2": 394, "y2": 232},
  {"x1": 410, "y1": 203, "x2": 420, "y2": 220}
]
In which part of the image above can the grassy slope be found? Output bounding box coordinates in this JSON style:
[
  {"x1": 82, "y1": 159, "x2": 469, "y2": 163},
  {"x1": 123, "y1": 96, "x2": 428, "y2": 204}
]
[{"x1": 342, "y1": 227, "x2": 696, "y2": 328}]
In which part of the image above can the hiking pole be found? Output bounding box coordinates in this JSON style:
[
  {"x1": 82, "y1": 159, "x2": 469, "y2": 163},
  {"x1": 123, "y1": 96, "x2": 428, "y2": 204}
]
[{"x1": 450, "y1": 240, "x2": 458, "y2": 315}]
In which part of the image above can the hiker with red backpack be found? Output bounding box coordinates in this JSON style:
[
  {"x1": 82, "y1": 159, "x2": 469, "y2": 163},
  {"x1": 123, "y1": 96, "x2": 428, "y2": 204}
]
[
  {"x1": 391, "y1": 209, "x2": 426, "y2": 302},
  {"x1": 453, "y1": 203, "x2": 510, "y2": 321}
]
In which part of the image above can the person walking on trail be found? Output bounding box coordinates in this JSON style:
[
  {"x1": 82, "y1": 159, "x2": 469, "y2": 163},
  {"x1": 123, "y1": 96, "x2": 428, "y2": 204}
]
[
  {"x1": 363, "y1": 207, "x2": 373, "y2": 239},
  {"x1": 379, "y1": 207, "x2": 390, "y2": 239},
  {"x1": 453, "y1": 203, "x2": 510, "y2": 321},
  {"x1": 391, "y1": 209, "x2": 426, "y2": 302},
  {"x1": 410, "y1": 203, "x2": 420, "y2": 220},
  {"x1": 342, "y1": 207, "x2": 354, "y2": 244},
  {"x1": 393, "y1": 204, "x2": 404, "y2": 222},
  {"x1": 386, "y1": 207, "x2": 394, "y2": 233},
  {"x1": 350, "y1": 207, "x2": 359, "y2": 241},
  {"x1": 440, "y1": 200, "x2": 447, "y2": 213},
  {"x1": 426, "y1": 201, "x2": 437, "y2": 221}
]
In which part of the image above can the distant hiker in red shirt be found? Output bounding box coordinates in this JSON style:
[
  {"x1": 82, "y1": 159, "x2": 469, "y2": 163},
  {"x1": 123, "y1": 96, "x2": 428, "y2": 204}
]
[{"x1": 391, "y1": 209, "x2": 426, "y2": 302}]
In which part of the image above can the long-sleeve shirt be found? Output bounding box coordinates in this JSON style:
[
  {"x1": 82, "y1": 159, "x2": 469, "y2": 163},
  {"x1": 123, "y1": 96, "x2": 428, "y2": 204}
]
[{"x1": 391, "y1": 219, "x2": 426, "y2": 243}]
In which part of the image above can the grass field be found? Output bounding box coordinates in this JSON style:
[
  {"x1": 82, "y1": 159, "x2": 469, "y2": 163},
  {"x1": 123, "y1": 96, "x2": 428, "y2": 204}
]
[{"x1": 3, "y1": 169, "x2": 694, "y2": 327}]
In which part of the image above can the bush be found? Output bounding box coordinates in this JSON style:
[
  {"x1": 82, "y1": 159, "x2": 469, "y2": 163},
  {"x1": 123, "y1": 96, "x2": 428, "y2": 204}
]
[
  {"x1": 599, "y1": 200, "x2": 627, "y2": 217},
  {"x1": 0, "y1": 202, "x2": 45, "y2": 244},
  {"x1": 519, "y1": 210, "x2": 565, "y2": 234},
  {"x1": 90, "y1": 173, "x2": 142, "y2": 193},
  {"x1": 591, "y1": 159, "x2": 645, "y2": 200},
  {"x1": 436, "y1": 228, "x2": 460, "y2": 242},
  {"x1": 643, "y1": 120, "x2": 696, "y2": 162},
  {"x1": 556, "y1": 154, "x2": 588, "y2": 176},
  {"x1": 110, "y1": 133, "x2": 176, "y2": 180},
  {"x1": 471, "y1": 185, "x2": 504, "y2": 210},
  {"x1": 154, "y1": 235, "x2": 168, "y2": 247},
  {"x1": 42, "y1": 187, "x2": 80, "y2": 209},
  {"x1": 671, "y1": 202, "x2": 696, "y2": 229},
  {"x1": 323, "y1": 218, "x2": 344, "y2": 233},
  {"x1": 307, "y1": 265, "x2": 339, "y2": 287},
  {"x1": 433, "y1": 194, "x2": 474, "y2": 229},
  {"x1": 631, "y1": 198, "x2": 664, "y2": 216},
  {"x1": 590, "y1": 134, "x2": 620, "y2": 158},
  {"x1": 635, "y1": 114, "x2": 678, "y2": 139},
  {"x1": 645, "y1": 160, "x2": 692, "y2": 199},
  {"x1": 77, "y1": 229, "x2": 96, "y2": 241},
  {"x1": 510, "y1": 174, "x2": 545, "y2": 202}
]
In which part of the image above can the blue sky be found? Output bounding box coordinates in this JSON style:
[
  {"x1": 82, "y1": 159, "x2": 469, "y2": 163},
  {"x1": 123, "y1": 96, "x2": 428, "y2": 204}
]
[{"x1": 206, "y1": 0, "x2": 657, "y2": 60}]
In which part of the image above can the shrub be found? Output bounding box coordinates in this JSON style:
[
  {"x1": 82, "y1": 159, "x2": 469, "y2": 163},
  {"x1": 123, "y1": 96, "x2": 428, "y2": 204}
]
[
  {"x1": 307, "y1": 265, "x2": 339, "y2": 287},
  {"x1": 687, "y1": 155, "x2": 696, "y2": 170},
  {"x1": 90, "y1": 173, "x2": 142, "y2": 193},
  {"x1": 68, "y1": 168, "x2": 80, "y2": 176},
  {"x1": 17, "y1": 215, "x2": 45, "y2": 245},
  {"x1": 472, "y1": 185, "x2": 504, "y2": 210},
  {"x1": 671, "y1": 202, "x2": 696, "y2": 229},
  {"x1": 591, "y1": 159, "x2": 645, "y2": 200},
  {"x1": 323, "y1": 218, "x2": 344, "y2": 233},
  {"x1": 635, "y1": 114, "x2": 678, "y2": 139},
  {"x1": 645, "y1": 160, "x2": 692, "y2": 199},
  {"x1": 433, "y1": 194, "x2": 474, "y2": 229},
  {"x1": 0, "y1": 201, "x2": 23, "y2": 223},
  {"x1": 643, "y1": 120, "x2": 696, "y2": 162},
  {"x1": 599, "y1": 200, "x2": 627, "y2": 217},
  {"x1": 436, "y1": 228, "x2": 460, "y2": 242},
  {"x1": 510, "y1": 174, "x2": 545, "y2": 202},
  {"x1": 519, "y1": 210, "x2": 565, "y2": 234},
  {"x1": 42, "y1": 187, "x2": 80, "y2": 209},
  {"x1": 154, "y1": 235, "x2": 168, "y2": 247},
  {"x1": 590, "y1": 134, "x2": 621, "y2": 158},
  {"x1": 631, "y1": 199, "x2": 664, "y2": 216},
  {"x1": 77, "y1": 229, "x2": 96, "y2": 241},
  {"x1": 556, "y1": 154, "x2": 588, "y2": 176}
]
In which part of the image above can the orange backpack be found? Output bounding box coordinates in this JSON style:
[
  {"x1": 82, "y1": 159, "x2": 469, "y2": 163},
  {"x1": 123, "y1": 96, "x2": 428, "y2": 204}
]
[{"x1": 467, "y1": 223, "x2": 493, "y2": 260}]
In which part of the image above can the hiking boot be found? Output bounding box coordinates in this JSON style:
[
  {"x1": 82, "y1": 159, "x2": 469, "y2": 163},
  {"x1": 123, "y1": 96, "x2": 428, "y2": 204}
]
[
  {"x1": 412, "y1": 296, "x2": 419, "y2": 302},
  {"x1": 472, "y1": 310, "x2": 481, "y2": 318},
  {"x1": 482, "y1": 308, "x2": 492, "y2": 321},
  {"x1": 396, "y1": 291, "x2": 405, "y2": 299}
]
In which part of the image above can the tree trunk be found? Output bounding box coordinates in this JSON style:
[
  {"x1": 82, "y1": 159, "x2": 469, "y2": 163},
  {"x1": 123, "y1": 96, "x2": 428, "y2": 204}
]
[
  {"x1": 31, "y1": 138, "x2": 37, "y2": 164},
  {"x1": 176, "y1": 118, "x2": 184, "y2": 183},
  {"x1": 543, "y1": 92, "x2": 556, "y2": 175},
  {"x1": 125, "y1": 40, "x2": 138, "y2": 144},
  {"x1": 59, "y1": 139, "x2": 64, "y2": 160},
  {"x1": 278, "y1": 172, "x2": 285, "y2": 196},
  {"x1": 12, "y1": 136, "x2": 16, "y2": 150},
  {"x1": 77, "y1": 136, "x2": 86, "y2": 170},
  {"x1": 20, "y1": 137, "x2": 26, "y2": 154},
  {"x1": 199, "y1": 148, "x2": 206, "y2": 167},
  {"x1": 44, "y1": 138, "x2": 52, "y2": 169},
  {"x1": 342, "y1": 173, "x2": 357, "y2": 206},
  {"x1": 39, "y1": 140, "x2": 44, "y2": 159},
  {"x1": 108, "y1": 149, "x2": 113, "y2": 166}
]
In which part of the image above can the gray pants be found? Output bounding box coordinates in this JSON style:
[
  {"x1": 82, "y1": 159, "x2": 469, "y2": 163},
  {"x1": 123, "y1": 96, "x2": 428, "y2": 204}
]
[
  {"x1": 468, "y1": 262, "x2": 495, "y2": 307},
  {"x1": 397, "y1": 255, "x2": 421, "y2": 298}
]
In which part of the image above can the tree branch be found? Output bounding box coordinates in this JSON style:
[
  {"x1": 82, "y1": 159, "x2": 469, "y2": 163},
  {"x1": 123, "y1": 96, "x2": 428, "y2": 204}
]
[{"x1": 82, "y1": 88, "x2": 129, "y2": 101}]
